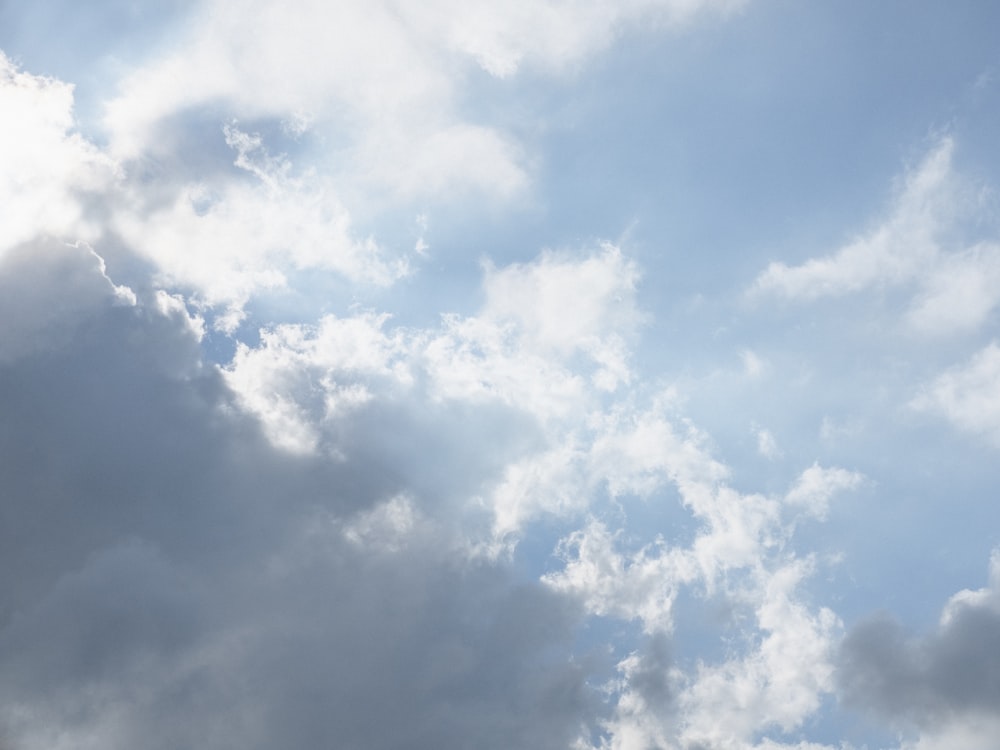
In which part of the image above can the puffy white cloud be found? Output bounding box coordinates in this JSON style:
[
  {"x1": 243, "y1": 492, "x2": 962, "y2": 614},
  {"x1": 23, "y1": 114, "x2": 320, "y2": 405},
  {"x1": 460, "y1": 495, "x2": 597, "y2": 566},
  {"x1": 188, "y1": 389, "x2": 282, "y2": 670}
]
[
  {"x1": 542, "y1": 430, "x2": 860, "y2": 748},
  {"x1": 102, "y1": 0, "x2": 524, "y2": 199},
  {"x1": 221, "y1": 244, "x2": 647, "y2": 537},
  {"x1": 545, "y1": 521, "x2": 694, "y2": 633},
  {"x1": 113, "y1": 125, "x2": 408, "y2": 326},
  {"x1": 678, "y1": 560, "x2": 841, "y2": 747},
  {"x1": 222, "y1": 312, "x2": 408, "y2": 453},
  {"x1": 102, "y1": 0, "x2": 745, "y2": 203},
  {"x1": 0, "y1": 52, "x2": 118, "y2": 255},
  {"x1": 911, "y1": 342, "x2": 1000, "y2": 447},
  {"x1": 1, "y1": 53, "x2": 410, "y2": 326}
]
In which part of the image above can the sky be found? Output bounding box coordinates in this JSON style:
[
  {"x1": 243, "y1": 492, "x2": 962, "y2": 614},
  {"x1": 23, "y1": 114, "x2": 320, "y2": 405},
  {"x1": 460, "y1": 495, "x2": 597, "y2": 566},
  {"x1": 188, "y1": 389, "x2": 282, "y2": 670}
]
[{"x1": 1, "y1": 1, "x2": 1000, "y2": 748}]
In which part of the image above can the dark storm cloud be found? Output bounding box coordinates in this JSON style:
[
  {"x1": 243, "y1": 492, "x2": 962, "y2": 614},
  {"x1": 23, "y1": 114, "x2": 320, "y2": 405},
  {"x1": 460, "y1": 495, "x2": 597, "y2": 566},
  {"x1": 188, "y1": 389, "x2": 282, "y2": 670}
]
[
  {"x1": 837, "y1": 579, "x2": 1000, "y2": 726},
  {"x1": 0, "y1": 242, "x2": 597, "y2": 749}
]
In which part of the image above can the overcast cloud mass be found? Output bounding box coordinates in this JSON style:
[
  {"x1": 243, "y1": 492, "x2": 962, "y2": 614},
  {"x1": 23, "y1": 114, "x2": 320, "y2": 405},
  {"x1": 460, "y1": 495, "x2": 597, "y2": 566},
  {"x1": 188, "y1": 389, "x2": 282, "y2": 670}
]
[{"x1": 1, "y1": 1, "x2": 999, "y2": 748}]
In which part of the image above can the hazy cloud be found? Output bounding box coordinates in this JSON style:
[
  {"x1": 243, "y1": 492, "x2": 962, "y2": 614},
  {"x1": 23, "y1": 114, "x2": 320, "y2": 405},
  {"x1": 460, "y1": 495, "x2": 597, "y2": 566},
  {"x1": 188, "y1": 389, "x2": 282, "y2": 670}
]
[{"x1": 911, "y1": 342, "x2": 1000, "y2": 447}]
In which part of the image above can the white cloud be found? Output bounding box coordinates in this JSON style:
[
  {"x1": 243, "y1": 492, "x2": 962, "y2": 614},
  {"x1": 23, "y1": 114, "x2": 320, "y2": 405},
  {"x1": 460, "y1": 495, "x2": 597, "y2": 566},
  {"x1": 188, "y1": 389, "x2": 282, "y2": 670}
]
[
  {"x1": 751, "y1": 138, "x2": 1000, "y2": 336},
  {"x1": 113, "y1": 126, "x2": 407, "y2": 326},
  {"x1": 103, "y1": 0, "x2": 745, "y2": 203},
  {"x1": 2, "y1": 53, "x2": 411, "y2": 325},
  {"x1": 0, "y1": 52, "x2": 118, "y2": 256},
  {"x1": 679, "y1": 560, "x2": 840, "y2": 747},
  {"x1": 221, "y1": 245, "x2": 647, "y2": 537},
  {"x1": 222, "y1": 312, "x2": 407, "y2": 453},
  {"x1": 905, "y1": 242, "x2": 1000, "y2": 334},
  {"x1": 911, "y1": 342, "x2": 1000, "y2": 446},
  {"x1": 541, "y1": 410, "x2": 854, "y2": 746},
  {"x1": 481, "y1": 244, "x2": 642, "y2": 385},
  {"x1": 545, "y1": 521, "x2": 694, "y2": 633},
  {"x1": 784, "y1": 463, "x2": 864, "y2": 520},
  {"x1": 397, "y1": 0, "x2": 746, "y2": 78},
  {"x1": 102, "y1": 0, "x2": 525, "y2": 199},
  {"x1": 752, "y1": 139, "x2": 953, "y2": 301},
  {"x1": 756, "y1": 427, "x2": 782, "y2": 459}
]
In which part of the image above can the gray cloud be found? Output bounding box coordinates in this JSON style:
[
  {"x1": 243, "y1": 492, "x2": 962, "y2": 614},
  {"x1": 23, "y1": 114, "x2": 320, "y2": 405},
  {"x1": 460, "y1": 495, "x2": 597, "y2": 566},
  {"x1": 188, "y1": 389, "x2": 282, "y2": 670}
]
[
  {"x1": 0, "y1": 243, "x2": 598, "y2": 749},
  {"x1": 837, "y1": 577, "x2": 1000, "y2": 727}
]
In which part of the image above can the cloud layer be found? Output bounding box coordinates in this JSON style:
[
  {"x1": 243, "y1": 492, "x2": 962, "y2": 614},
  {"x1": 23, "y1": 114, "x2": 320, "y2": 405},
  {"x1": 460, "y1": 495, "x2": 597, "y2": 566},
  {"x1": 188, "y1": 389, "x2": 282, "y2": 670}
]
[{"x1": 2, "y1": 2, "x2": 1000, "y2": 749}]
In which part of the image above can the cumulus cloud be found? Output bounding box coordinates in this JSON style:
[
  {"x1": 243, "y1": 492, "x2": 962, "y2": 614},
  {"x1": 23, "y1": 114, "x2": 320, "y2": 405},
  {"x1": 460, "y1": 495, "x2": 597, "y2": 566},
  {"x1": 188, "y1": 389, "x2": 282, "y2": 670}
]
[
  {"x1": 222, "y1": 244, "x2": 645, "y2": 537},
  {"x1": 0, "y1": 233, "x2": 869, "y2": 750},
  {"x1": 838, "y1": 550, "x2": 1000, "y2": 747},
  {"x1": 9, "y1": 5, "x2": 993, "y2": 748},
  {"x1": 112, "y1": 124, "x2": 409, "y2": 328},
  {"x1": 544, "y1": 413, "x2": 862, "y2": 747},
  {"x1": 678, "y1": 560, "x2": 841, "y2": 748},
  {"x1": 2, "y1": 50, "x2": 411, "y2": 328},
  {"x1": 0, "y1": 52, "x2": 118, "y2": 255},
  {"x1": 0, "y1": 241, "x2": 596, "y2": 750},
  {"x1": 102, "y1": 0, "x2": 746, "y2": 205}
]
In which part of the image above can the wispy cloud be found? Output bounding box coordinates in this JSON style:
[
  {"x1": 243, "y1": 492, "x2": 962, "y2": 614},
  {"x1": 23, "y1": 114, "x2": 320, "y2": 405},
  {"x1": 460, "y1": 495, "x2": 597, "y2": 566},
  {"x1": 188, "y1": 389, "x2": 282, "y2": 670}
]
[
  {"x1": 911, "y1": 342, "x2": 1000, "y2": 447},
  {"x1": 751, "y1": 137, "x2": 1000, "y2": 336}
]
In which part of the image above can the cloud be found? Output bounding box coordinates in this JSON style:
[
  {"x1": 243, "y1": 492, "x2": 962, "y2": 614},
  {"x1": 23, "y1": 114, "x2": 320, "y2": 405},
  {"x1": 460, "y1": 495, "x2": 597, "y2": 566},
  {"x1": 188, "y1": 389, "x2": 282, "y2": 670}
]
[
  {"x1": 904, "y1": 242, "x2": 1000, "y2": 334},
  {"x1": 10, "y1": 8, "x2": 994, "y2": 747},
  {"x1": 1, "y1": 53, "x2": 410, "y2": 328},
  {"x1": 480, "y1": 244, "x2": 642, "y2": 390},
  {"x1": 755, "y1": 427, "x2": 781, "y2": 459},
  {"x1": 784, "y1": 463, "x2": 864, "y2": 520},
  {"x1": 0, "y1": 239, "x2": 135, "y2": 364},
  {"x1": 0, "y1": 241, "x2": 597, "y2": 750},
  {"x1": 112, "y1": 124, "x2": 409, "y2": 328},
  {"x1": 2, "y1": 0, "x2": 751, "y2": 326},
  {"x1": 101, "y1": 0, "x2": 525, "y2": 197},
  {"x1": 752, "y1": 139, "x2": 953, "y2": 301},
  {"x1": 911, "y1": 342, "x2": 1000, "y2": 447},
  {"x1": 0, "y1": 234, "x2": 874, "y2": 749},
  {"x1": 222, "y1": 244, "x2": 645, "y2": 537},
  {"x1": 750, "y1": 137, "x2": 1000, "y2": 336},
  {"x1": 678, "y1": 560, "x2": 841, "y2": 748},
  {"x1": 544, "y1": 419, "x2": 860, "y2": 746},
  {"x1": 837, "y1": 550, "x2": 1000, "y2": 746},
  {"x1": 545, "y1": 520, "x2": 694, "y2": 633},
  {"x1": 0, "y1": 51, "x2": 118, "y2": 255},
  {"x1": 397, "y1": 0, "x2": 746, "y2": 78},
  {"x1": 102, "y1": 0, "x2": 746, "y2": 201}
]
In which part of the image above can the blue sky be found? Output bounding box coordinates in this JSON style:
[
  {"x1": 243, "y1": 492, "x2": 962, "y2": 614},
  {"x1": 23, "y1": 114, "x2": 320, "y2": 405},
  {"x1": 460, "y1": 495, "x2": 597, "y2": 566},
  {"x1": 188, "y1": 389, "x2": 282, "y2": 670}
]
[{"x1": 2, "y1": 1, "x2": 1000, "y2": 748}]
